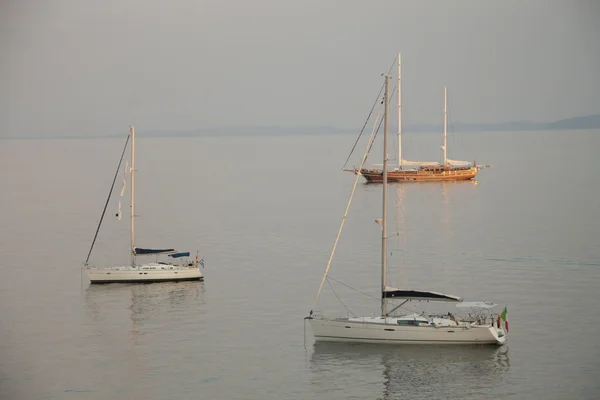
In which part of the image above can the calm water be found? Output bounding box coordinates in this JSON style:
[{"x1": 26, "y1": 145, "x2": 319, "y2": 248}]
[{"x1": 1, "y1": 130, "x2": 599, "y2": 399}]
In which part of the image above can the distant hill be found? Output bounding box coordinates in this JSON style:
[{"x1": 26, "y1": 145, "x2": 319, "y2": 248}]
[
  {"x1": 544, "y1": 114, "x2": 600, "y2": 130},
  {"x1": 109, "y1": 114, "x2": 598, "y2": 139},
  {"x1": 3, "y1": 114, "x2": 599, "y2": 140},
  {"x1": 137, "y1": 114, "x2": 600, "y2": 137},
  {"x1": 406, "y1": 114, "x2": 600, "y2": 133}
]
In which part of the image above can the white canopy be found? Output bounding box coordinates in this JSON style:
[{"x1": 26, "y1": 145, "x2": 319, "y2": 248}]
[{"x1": 455, "y1": 301, "x2": 498, "y2": 309}]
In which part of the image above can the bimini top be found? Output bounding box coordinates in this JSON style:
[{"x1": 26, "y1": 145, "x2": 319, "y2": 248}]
[
  {"x1": 134, "y1": 247, "x2": 176, "y2": 255},
  {"x1": 169, "y1": 252, "x2": 190, "y2": 258},
  {"x1": 455, "y1": 301, "x2": 498, "y2": 309},
  {"x1": 383, "y1": 286, "x2": 462, "y2": 302}
]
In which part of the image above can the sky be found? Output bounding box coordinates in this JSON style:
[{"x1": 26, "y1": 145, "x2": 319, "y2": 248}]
[{"x1": 1, "y1": 0, "x2": 599, "y2": 137}]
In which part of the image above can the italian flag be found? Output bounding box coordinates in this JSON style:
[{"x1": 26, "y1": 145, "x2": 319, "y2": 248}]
[{"x1": 500, "y1": 306, "x2": 508, "y2": 332}]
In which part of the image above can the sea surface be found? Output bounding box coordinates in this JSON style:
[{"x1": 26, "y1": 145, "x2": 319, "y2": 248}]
[{"x1": 1, "y1": 130, "x2": 599, "y2": 399}]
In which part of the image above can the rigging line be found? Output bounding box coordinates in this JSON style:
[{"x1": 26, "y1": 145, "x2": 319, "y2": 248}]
[
  {"x1": 392, "y1": 304, "x2": 425, "y2": 315},
  {"x1": 387, "y1": 299, "x2": 410, "y2": 316},
  {"x1": 342, "y1": 81, "x2": 384, "y2": 170},
  {"x1": 342, "y1": 57, "x2": 397, "y2": 170},
  {"x1": 448, "y1": 104, "x2": 458, "y2": 150},
  {"x1": 326, "y1": 278, "x2": 357, "y2": 318},
  {"x1": 327, "y1": 276, "x2": 380, "y2": 301},
  {"x1": 84, "y1": 134, "x2": 131, "y2": 266},
  {"x1": 366, "y1": 107, "x2": 383, "y2": 156},
  {"x1": 309, "y1": 106, "x2": 381, "y2": 316},
  {"x1": 366, "y1": 85, "x2": 396, "y2": 157}
]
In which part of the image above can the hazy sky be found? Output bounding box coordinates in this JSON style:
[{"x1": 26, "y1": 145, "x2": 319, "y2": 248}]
[{"x1": 1, "y1": 0, "x2": 599, "y2": 137}]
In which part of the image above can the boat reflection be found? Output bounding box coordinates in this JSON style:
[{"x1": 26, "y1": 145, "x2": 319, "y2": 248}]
[
  {"x1": 84, "y1": 281, "x2": 205, "y2": 326},
  {"x1": 439, "y1": 179, "x2": 478, "y2": 223},
  {"x1": 310, "y1": 342, "x2": 509, "y2": 400},
  {"x1": 83, "y1": 282, "x2": 205, "y2": 397}
]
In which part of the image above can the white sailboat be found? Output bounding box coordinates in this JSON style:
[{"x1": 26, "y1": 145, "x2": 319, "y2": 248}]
[
  {"x1": 83, "y1": 126, "x2": 204, "y2": 284},
  {"x1": 307, "y1": 76, "x2": 506, "y2": 345}
]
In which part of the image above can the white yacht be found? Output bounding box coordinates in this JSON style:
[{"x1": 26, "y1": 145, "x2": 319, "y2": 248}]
[
  {"x1": 83, "y1": 126, "x2": 204, "y2": 284},
  {"x1": 306, "y1": 74, "x2": 506, "y2": 345}
]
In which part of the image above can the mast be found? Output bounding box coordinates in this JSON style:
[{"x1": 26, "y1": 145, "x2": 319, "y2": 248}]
[
  {"x1": 130, "y1": 125, "x2": 136, "y2": 266},
  {"x1": 381, "y1": 75, "x2": 389, "y2": 317},
  {"x1": 397, "y1": 53, "x2": 402, "y2": 169},
  {"x1": 443, "y1": 86, "x2": 448, "y2": 166}
]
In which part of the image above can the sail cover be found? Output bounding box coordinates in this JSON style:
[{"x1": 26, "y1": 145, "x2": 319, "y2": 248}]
[
  {"x1": 446, "y1": 159, "x2": 471, "y2": 166},
  {"x1": 134, "y1": 247, "x2": 176, "y2": 255},
  {"x1": 401, "y1": 159, "x2": 440, "y2": 166},
  {"x1": 383, "y1": 287, "x2": 462, "y2": 302},
  {"x1": 169, "y1": 252, "x2": 190, "y2": 258}
]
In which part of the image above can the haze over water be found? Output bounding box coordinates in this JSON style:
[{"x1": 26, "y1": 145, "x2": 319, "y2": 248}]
[{"x1": 0, "y1": 129, "x2": 599, "y2": 399}]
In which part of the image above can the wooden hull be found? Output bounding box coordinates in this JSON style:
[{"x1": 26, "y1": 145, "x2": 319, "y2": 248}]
[{"x1": 358, "y1": 167, "x2": 478, "y2": 183}]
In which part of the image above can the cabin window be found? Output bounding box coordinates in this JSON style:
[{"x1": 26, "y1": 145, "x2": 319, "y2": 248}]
[{"x1": 398, "y1": 320, "x2": 421, "y2": 326}]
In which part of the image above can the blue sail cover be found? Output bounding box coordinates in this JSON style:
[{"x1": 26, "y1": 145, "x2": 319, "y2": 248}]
[
  {"x1": 382, "y1": 287, "x2": 462, "y2": 302},
  {"x1": 134, "y1": 247, "x2": 175, "y2": 255},
  {"x1": 169, "y1": 252, "x2": 190, "y2": 258}
]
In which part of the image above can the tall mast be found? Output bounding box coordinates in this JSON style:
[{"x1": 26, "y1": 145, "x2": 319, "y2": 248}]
[
  {"x1": 443, "y1": 86, "x2": 448, "y2": 166},
  {"x1": 397, "y1": 53, "x2": 402, "y2": 169},
  {"x1": 130, "y1": 125, "x2": 136, "y2": 266},
  {"x1": 381, "y1": 75, "x2": 389, "y2": 317}
]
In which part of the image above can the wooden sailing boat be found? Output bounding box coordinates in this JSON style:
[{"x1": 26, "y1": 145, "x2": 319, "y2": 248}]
[
  {"x1": 353, "y1": 53, "x2": 486, "y2": 183},
  {"x1": 83, "y1": 126, "x2": 204, "y2": 284},
  {"x1": 306, "y1": 75, "x2": 506, "y2": 345}
]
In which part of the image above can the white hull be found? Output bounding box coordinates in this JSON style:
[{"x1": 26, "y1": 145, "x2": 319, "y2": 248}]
[
  {"x1": 84, "y1": 264, "x2": 203, "y2": 284},
  {"x1": 309, "y1": 317, "x2": 506, "y2": 345}
]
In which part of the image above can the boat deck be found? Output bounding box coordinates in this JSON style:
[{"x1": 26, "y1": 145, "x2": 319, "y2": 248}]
[{"x1": 86, "y1": 262, "x2": 198, "y2": 271}]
